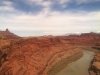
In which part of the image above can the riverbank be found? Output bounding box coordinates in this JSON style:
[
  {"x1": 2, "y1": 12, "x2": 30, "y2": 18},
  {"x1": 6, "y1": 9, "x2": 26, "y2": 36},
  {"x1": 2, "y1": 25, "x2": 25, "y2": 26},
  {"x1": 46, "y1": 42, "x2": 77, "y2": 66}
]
[
  {"x1": 89, "y1": 51, "x2": 100, "y2": 75},
  {"x1": 48, "y1": 50, "x2": 94, "y2": 75},
  {"x1": 48, "y1": 49, "x2": 83, "y2": 75}
]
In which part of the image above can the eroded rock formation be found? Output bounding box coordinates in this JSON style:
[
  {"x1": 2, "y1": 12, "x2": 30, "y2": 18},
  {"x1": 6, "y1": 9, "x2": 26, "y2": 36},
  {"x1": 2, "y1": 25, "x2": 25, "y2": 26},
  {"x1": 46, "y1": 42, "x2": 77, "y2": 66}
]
[
  {"x1": 0, "y1": 29, "x2": 20, "y2": 39},
  {"x1": 0, "y1": 32, "x2": 100, "y2": 75},
  {"x1": 0, "y1": 37, "x2": 82, "y2": 75},
  {"x1": 88, "y1": 52, "x2": 100, "y2": 75}
]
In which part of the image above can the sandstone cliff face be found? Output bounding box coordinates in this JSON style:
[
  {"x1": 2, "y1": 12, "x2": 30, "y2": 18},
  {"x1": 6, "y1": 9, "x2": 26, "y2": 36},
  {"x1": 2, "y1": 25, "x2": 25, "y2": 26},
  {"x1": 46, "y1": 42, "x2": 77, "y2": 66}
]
[
  {"x1": 88, "y1": 51, "x2": 100, "y2": 75},
  {"x1": 0, "y1": 29, "x2": 20, "y2": 39},
  {"x1": 55, "y1": 33, "x2": 100, "y2": 47},
  {"x1": 0, "y1": 40, "x2": 10, "y2": 48},
  {"x1": 0, "y1": 32, "x2": 100, "y2": 75},
  {"x1": 87, "y1": 35, "x2": 100, "y2": 75},
  {"x1": 0, "y1": 37, "x2": 82, "y2": 75}
]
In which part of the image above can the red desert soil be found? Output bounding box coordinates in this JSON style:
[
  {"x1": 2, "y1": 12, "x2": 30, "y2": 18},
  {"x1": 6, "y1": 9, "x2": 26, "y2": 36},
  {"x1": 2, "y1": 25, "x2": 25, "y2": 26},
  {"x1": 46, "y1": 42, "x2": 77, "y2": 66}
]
[{"x1": 0, "y1": 31, "x2": 100, "y2": 75}]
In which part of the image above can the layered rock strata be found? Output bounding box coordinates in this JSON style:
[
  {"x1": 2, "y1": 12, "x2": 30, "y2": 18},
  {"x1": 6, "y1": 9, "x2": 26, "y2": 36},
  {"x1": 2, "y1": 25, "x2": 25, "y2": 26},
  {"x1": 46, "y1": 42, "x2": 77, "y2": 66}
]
[{"x1": 0, "y1": 37, "x2": 82, "y2": 75}]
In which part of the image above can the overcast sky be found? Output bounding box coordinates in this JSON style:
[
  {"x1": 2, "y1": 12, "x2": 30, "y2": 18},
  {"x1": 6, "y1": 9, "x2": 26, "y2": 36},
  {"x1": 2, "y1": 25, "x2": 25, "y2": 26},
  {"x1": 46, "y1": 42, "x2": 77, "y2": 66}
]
[{"x1": 0, "y1": 0, "x2": 100, "y2": 36}]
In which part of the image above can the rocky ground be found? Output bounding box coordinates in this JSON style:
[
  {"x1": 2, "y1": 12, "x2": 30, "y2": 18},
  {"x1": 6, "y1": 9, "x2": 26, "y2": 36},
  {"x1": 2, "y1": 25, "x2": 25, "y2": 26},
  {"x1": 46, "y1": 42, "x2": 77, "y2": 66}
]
[
  {"x1": 88, "y1": 47, "x2": 100, "y2": 75},
  {"x1": 0, "y1": 37, "x2": 82, "y2": 75},
  {"x1": 0, "y1": 32, "x2": 100, "y2": 75}
]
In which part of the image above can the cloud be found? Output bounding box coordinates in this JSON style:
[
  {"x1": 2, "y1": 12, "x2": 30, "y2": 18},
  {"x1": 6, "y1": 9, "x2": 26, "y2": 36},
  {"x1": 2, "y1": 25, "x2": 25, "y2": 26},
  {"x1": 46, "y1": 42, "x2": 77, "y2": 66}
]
[
  {"x1": 1, "y1": 11, "x2": 100, "y2": 36},
  {"x1": 0, "y1": 0, "x2": 100, "y2": 14},
  {"x1": 0, "y1": 0, "x2": 100, "y2": 36},
  {"x1": 0, "y1": 0, "x2": 22, "y2": 16},
  {"x1": 51, "y1": 0, "x2": 100, "y2": 12},
  {"x1": 0, "y1": 0, "x2": 13, "y2": 12},
  {"x1": 76, "y1": 0, "x2": 100, "y2": 4}
]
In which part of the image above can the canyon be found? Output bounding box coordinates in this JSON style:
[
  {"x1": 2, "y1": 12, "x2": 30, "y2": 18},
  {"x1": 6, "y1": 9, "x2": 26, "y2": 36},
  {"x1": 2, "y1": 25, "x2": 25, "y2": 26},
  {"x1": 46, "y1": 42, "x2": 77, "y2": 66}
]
[{"x1": 0, "y1": 29, "x2": 100, "y2": 75}]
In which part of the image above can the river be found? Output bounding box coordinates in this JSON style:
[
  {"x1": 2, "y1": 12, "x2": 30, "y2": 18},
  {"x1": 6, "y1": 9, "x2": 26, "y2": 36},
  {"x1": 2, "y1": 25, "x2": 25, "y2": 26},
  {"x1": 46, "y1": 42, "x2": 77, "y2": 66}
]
[{"x1": 55, "y1": 50, "x2": 95, "y2": 75}]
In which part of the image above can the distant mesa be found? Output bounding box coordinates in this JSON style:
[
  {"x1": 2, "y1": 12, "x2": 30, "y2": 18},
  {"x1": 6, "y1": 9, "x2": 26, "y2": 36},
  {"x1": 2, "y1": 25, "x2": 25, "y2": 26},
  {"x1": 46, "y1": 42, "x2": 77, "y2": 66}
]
[{"x1": 0, "y1": 28, "x2": 20, "y2": 39}]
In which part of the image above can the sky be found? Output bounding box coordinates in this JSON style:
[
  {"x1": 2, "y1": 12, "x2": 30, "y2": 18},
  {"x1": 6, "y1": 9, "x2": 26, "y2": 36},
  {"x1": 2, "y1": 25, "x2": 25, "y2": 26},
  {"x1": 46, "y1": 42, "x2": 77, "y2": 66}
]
[{"x1": 0, "y1": 0, "x2": 100, "y2": 36}]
